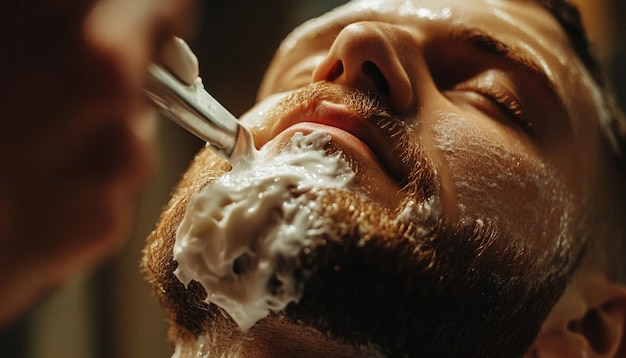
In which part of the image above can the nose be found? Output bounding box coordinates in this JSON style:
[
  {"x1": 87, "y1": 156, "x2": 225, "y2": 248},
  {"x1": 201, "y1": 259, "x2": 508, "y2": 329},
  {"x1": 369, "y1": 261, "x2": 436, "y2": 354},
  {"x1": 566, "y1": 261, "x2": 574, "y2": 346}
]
[{"x1": 311, "y1": 22, "x2": 416, "y2": 114}]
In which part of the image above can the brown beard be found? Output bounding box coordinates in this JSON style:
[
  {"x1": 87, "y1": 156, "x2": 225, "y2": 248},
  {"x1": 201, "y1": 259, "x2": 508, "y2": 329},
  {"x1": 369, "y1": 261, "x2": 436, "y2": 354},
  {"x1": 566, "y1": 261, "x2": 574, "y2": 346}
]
[
  {"x1": 275, "y1": 189, "x2": 568, "y2": 358},
  {"x1": 142, "y1": 83, "x2": 581, "y2": 357}
]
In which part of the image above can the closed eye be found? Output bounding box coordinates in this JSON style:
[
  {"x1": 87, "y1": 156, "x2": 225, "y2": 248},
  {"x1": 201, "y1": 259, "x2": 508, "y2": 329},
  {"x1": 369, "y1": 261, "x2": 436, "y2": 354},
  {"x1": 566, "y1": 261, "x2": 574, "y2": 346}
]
[{"x1": 452, "y1": 82, "x2": 532, "y2": 132}]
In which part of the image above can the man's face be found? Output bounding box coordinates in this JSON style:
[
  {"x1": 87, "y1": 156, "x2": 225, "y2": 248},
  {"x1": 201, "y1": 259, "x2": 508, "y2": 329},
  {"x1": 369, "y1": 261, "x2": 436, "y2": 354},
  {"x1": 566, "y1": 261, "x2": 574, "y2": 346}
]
[
  {"x1": 155, "y1": 0, "x2": 612, "y2": 356},
  {"x1": 250, "y1": 0, "x2": 605, "y2": 246}
]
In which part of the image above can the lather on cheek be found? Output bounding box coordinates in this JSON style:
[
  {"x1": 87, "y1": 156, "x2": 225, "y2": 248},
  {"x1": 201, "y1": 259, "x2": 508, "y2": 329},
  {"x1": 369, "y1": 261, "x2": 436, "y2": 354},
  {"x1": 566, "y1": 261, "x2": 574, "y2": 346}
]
[{"x1": 432, "y1": 116, "x2": 570, "y2": 249}]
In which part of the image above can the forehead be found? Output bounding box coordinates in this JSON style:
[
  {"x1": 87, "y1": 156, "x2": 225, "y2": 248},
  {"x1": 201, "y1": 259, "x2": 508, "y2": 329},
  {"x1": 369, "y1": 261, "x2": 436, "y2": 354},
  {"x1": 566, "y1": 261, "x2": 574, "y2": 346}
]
[
  {"x1": 273, "y1": 0, "x2": 571, "y2": 77},
  {"x1": 286, "y1": 0, "x2": 558, "y2": 33}
]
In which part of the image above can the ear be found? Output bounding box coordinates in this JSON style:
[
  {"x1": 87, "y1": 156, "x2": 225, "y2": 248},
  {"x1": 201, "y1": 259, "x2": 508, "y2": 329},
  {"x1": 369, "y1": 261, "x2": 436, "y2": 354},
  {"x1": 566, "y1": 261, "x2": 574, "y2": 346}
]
[{"x1": 527, "y1": 272, "x2": 626, "y2": 357}]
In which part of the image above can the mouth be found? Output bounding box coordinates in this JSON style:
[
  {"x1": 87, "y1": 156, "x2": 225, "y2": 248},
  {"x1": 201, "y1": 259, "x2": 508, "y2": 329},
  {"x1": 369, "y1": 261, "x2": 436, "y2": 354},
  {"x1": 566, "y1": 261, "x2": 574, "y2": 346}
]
[{"x1": 262, "y1": 99, "x2": 408, "y2": 186}]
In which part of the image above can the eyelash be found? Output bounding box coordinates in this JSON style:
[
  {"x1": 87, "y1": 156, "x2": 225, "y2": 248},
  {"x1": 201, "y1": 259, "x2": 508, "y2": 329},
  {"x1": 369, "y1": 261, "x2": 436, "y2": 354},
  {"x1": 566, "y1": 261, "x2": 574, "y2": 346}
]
[
  {"x1": 455, "y1": 84, "x2": 531, "y2": 131},
  {"x1": 483, "y1": 89, "x2": 526, "y2": 122}
]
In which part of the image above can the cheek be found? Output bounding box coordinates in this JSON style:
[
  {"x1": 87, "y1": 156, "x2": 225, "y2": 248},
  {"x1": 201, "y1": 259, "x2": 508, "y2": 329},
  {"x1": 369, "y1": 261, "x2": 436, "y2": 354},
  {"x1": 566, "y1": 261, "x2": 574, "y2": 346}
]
[{"x1": 432, "y1": 117, "x2": 570, "y2": 247}]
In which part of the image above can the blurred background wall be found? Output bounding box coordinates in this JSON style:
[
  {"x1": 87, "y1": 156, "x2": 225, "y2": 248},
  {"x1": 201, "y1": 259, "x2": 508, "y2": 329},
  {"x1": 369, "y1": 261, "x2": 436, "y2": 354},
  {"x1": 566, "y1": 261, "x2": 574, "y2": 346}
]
[{"x1": 0, "y1": 0, "x2": 623, "y2": 357}]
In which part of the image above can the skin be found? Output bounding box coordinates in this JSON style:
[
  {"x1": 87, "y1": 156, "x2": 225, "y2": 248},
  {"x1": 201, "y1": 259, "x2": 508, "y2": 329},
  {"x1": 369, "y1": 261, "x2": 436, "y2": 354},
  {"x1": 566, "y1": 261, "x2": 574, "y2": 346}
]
[
  {"x1": 145, "y1": 0, "x2": 621, "y2": 356},
  {"x1": 232, "y1": 0, "x2": 613, "y2": 292},
  {"x1": 0, "y1": 0, "x2": 195, "y2": 327}
]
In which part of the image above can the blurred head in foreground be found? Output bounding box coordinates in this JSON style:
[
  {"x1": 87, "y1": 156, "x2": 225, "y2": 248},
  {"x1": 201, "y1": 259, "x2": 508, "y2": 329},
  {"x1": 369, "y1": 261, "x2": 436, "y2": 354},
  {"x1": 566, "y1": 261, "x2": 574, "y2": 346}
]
[{"x1": 143, "y1": 0, "x2": 626, "y2": 356}]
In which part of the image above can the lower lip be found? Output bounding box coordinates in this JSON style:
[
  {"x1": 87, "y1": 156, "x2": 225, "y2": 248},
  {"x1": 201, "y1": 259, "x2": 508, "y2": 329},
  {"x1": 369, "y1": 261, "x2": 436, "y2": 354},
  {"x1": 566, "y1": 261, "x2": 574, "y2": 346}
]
[{"x1": 275, "y1": 122, "x2": 379, "y2": 165}]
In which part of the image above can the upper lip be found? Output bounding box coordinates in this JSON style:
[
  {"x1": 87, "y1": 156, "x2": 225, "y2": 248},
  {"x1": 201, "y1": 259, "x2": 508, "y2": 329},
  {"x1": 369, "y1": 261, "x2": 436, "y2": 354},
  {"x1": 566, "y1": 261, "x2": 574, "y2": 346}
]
[{"x1": 267, "y1": 100, "x2": 408, "y2": 185}]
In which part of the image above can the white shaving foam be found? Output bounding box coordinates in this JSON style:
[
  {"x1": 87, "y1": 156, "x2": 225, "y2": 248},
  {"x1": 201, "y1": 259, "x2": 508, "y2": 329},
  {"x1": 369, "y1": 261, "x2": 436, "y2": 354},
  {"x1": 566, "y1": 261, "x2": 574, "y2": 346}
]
[{"x1": 173, "y1": 131, "x2": 354, "y2": 332}]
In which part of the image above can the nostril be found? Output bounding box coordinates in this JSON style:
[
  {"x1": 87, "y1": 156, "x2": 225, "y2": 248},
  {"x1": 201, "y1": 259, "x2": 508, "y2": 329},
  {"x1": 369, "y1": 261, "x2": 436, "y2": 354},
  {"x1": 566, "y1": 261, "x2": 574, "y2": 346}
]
[
  {"x1": 362, "y1": 61, "x2": 390, "y2": 97},
  {"x1": 326, "y1": 60, "x2": 344, "y2": 81}
]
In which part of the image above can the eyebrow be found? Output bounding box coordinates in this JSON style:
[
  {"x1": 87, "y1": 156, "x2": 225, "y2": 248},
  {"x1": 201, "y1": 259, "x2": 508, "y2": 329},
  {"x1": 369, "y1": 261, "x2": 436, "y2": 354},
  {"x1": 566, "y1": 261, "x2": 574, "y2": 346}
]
[{"x1": 449, "y1": 27, "x2": 567, "y2": 117}]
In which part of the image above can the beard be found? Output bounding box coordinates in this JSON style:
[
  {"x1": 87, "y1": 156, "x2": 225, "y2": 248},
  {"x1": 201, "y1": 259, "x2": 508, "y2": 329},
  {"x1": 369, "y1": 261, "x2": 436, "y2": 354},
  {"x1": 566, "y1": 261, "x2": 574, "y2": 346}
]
[
  {"x1": 144, "y1": 83, "x2": 581, "y2": 358},
  {"x1": 277, "y1": 190, "x2": 566, "y2": 358}
]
